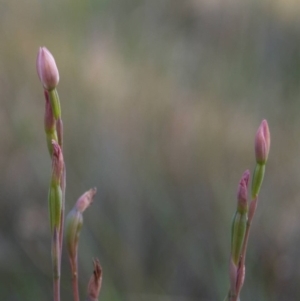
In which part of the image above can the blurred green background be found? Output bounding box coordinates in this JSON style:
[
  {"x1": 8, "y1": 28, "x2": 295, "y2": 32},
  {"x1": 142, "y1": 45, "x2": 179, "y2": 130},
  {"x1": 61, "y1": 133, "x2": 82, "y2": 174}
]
[{"x1": 1, "y1": 0, "x2": 300, "y2": 300}]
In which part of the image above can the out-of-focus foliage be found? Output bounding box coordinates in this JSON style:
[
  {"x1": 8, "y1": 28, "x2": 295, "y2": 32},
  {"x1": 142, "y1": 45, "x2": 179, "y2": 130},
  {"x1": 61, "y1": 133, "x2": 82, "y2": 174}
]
[{"x1": 1, "y1": 0, "x2": 300, "y2": 300}]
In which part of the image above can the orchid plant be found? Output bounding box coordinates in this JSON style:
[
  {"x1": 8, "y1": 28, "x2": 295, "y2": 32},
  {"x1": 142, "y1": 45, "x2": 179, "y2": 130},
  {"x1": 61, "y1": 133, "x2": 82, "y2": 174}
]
[
  {"x1": 226, "y1": 120, "x2": 270, "y2": 301},
  {"x1": 37, "y1": 47, "x2": 102, "y2": 301}
]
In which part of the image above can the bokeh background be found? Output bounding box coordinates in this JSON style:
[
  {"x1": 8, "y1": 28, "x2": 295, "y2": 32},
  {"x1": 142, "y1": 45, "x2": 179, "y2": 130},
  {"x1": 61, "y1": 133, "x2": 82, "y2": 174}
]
[{"x1": 1, "y1": 0, "x2": 300, "y2": 300}]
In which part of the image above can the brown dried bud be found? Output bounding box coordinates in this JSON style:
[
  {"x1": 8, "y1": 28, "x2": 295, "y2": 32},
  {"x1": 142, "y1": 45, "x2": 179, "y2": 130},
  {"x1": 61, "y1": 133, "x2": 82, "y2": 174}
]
[{"x1": 86, "y1": 259, "x2": 102, "y2": 301}]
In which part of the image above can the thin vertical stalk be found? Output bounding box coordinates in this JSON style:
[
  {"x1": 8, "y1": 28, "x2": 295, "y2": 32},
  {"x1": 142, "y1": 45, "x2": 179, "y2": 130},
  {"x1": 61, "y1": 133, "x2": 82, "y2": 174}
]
[
  {"x1": 70, "y1": 257, "x2": 80, "y2": 301},
  {"x1": 233, "y1": 197, "x2": 258, "y2": 301},
  {"x1": 52, "y1": 229, "x2": 61, "y2": 301},
  {"x1": 57, "y1": 117, "x2": 65, "y2": 258}
]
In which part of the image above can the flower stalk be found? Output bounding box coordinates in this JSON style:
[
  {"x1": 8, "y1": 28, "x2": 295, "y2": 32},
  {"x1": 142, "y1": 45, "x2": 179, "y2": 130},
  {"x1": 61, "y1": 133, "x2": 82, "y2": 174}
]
[
  {"x1": 37, "y1": 46, "x2": 101, "y2": 301},
  {"x1": 48, "y1": 140, "x2": 64, "y2": 301},
  {"x1": 37, "y1": 47, "x2": 66, "y2": 301},
  {"x1": 66, "y1": 188, "x2": 97, "y2": 301},
  {"x1": 227, "y1": 120, "x2": 270, "y2": 301}
]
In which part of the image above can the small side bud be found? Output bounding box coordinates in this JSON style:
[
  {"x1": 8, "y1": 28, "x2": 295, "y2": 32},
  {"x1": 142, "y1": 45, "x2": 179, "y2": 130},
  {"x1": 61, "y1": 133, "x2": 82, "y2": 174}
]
[
  {"x1": 75, "y1": 188, "x2": 97, "y2": 213},
  {"x1": 66, "y1": 188, "x2": 97, "y2": 279},
  {"x1": 86, "y1": 259, "x2": 102, "y2": 301},
  {"x1": 255, "y1": 119, "x2": 270, "y2": 165},
  {"x1": 237, "y1": 170, "x2": 250, "y2": 213},
  {"x1": 37, "y1": 47, "x2": 59, "y2": 90}
]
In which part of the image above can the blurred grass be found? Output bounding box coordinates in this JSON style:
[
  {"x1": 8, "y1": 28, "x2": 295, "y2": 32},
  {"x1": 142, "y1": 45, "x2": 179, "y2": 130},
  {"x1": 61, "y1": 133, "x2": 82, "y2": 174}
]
[{"x1": 1, "y1": 0, "x2": 300, "y2": 300}]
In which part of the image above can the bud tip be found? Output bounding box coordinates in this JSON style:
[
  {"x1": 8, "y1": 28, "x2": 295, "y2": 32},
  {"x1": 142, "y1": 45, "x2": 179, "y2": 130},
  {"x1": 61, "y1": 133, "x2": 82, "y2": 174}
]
[{"x1": 37, "y1": 47, "x2": 59, "y2": 90}]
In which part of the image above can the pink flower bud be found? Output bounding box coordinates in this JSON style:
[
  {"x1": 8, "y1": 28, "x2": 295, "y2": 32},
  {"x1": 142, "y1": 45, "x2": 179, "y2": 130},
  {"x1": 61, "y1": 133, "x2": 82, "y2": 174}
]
[
  {"x1": 255, "y1": 119, "x2": 270, "y2": 165},
  {"x1": 75, "y1": 188, "x2": 97, "y2": 213},
  {"x1": 37, "y1": 47, "x2": 59, "y2": 90},
  {"x1": 237, "y1": 170, "x2": 250, "y2": 213}
]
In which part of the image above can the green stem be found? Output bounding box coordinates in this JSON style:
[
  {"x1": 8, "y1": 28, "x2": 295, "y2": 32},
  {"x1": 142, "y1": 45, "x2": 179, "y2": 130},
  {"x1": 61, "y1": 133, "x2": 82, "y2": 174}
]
[{"x1": 59, "y1": 165, "x2": 66, "y2": 261}]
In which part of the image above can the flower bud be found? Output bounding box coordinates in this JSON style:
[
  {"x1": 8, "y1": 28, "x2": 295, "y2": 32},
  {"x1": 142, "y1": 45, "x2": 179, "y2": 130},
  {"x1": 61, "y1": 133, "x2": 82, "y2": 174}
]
[
  {"x1": 237, "y1": 170, "x2": 250, "y2": 213},
  {"x1": 86, "y1": 259, "x2": 102, "y2": 301},
  {"x1": 66, "y1": 188, "x2": 97, "y2": 276},
  {"x1": 37, "y1": 47, "x2": 59, "y2": 90},
  {"x1": 255, "y1": 119, "x2": 270, "y2": 165},
  {"x1": 75, "y1": 188, "x2": 97, "y2": 213}
]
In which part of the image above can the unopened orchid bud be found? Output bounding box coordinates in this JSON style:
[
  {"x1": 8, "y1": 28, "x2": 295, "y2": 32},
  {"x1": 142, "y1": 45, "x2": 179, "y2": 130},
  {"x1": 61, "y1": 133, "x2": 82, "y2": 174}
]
[
  {"x1": 66, "y1": 188, "x2": 97, "y2": 280},
  {"x1": 237, "y1": 170, "x2": 250, "y2": 214},
  {"x1": 230, "y1": 171, "x2": 249, "y2": 266},
  {"x1": 37, "y1": 47, "x2": 59, "y2": 90},
  {"x1": 66, "y1": 188, "x2": 96, "y2": 258},
  {"x1": 86, "y1": 259, "x2": 102, "y2": 301},
  {"x1": 75, "y1": 188, "x2": 97, "y2": 213},
  {"x1": 255, "y1": 120, "x2": 270, "y2": 165}
]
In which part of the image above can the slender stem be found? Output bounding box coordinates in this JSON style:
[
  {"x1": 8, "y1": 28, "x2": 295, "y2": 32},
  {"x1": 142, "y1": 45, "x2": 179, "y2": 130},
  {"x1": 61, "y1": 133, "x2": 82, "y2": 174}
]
[
  {"x1": 70, "y1": 257, "x2": 80, "y2": 301},
  {"x1": 56, "y1": 118, "x2": 63, "y2": 150},
  {"x1": 56, "y1": 118, "x2": 65, "y2": 256},
  {"x1": 48, "y1": 89, "x2": 61, "y2": 120},
  {"x1": 52, "y1": 229, "x2": 61, "y2": 301},
  {"x1": 53, "y1": 277, "x2": 60, "y2": 301},
  {"x1": 59, "y1": 164, "x2": 66, "y2": 256},
  {"x1": 72, "y1": 272, "x2": 80, "y2": 301}
]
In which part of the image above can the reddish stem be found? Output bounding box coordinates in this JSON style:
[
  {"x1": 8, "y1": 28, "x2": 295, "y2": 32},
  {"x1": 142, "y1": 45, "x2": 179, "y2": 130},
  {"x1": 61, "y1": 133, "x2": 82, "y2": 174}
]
[{"x1": 70, "y1": 257, "x2": 80, "y2": 301}]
